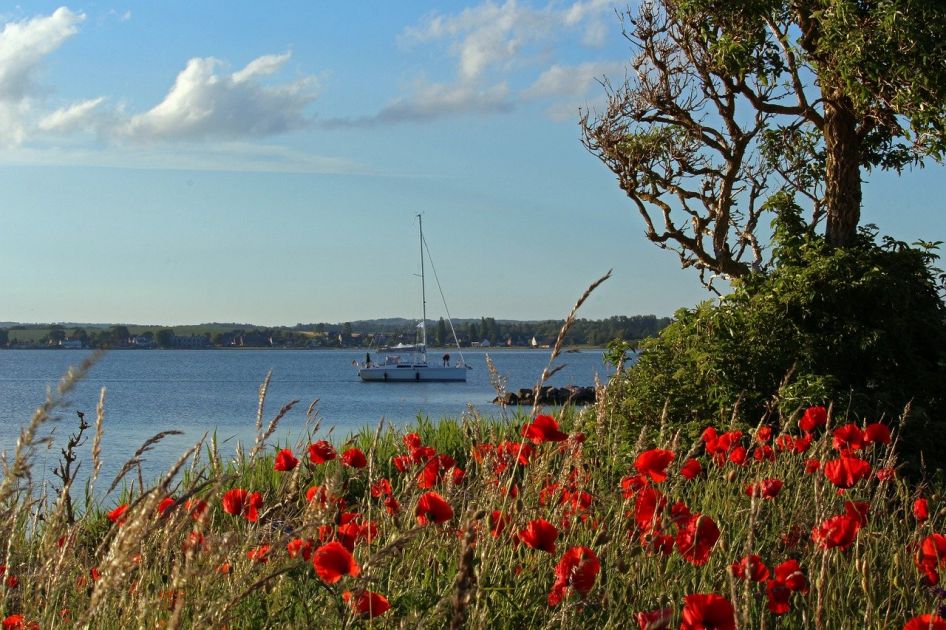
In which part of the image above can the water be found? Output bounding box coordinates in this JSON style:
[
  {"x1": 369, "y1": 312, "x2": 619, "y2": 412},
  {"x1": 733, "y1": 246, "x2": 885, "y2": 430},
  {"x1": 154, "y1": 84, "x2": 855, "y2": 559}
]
[{"x1": 0, "y1": 348, "x2": 611, "y2": 494}]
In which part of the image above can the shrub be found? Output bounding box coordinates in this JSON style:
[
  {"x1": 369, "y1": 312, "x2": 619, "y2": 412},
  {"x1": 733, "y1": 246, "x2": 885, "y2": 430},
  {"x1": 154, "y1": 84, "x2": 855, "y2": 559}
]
[{"x1": 614, "y1": 200, "x2": 946, "y2": 466}]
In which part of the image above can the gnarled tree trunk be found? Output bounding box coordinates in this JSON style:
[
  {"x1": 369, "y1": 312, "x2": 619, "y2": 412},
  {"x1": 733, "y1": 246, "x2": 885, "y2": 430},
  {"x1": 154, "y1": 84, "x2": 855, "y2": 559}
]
[{"x1": 823, "y1": 93, "x2": 861, "y2": 246}]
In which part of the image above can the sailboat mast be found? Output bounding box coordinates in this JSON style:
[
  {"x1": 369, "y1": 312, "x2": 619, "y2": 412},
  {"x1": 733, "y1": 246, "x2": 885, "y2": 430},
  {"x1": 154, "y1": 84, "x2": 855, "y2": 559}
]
[{"x1": 418, "y1": 214, "x2": 427, "y2": 348}]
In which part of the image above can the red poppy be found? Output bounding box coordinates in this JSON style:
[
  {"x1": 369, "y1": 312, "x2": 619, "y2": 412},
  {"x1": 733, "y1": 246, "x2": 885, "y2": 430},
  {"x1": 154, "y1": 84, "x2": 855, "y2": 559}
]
[
  {"x1": 383, "y1": 495, "x2": 400, "y2": 514},
  {"x1": 403, "y1": 433, "x2": 423, "y2": 449},
  {"x1": 185, "y1": 499, "x2": 208, "y2": 521},
  {"x1": 392, "y1": 454, "x2": 413, "y2": 472},
  {"x1": 107, "y1": 504, "x2": 129, "y2": 525},
  {"x1": 522, "y1": 414, "x2": 568, "y2": 444},
  {"x1": 273, "y1": 448, "x2": 299, "y2": 471},
  {"x1": 811, "y1": 513, "x2": 861, "y2": 551},
  {"x1": 876, "y1": 467, "x2": 896, "y2": 481},
  {"x1": 864, "y1": 422, "x2": 891, "y2": 446},
  {"x1": 799, "y1": 406, "x2": 827, "y2": 432},
  {"x1": 832, "y1": 424, "x2": 865, "y2": 452},
  {"x1": 668, "y1": 501, "x2": 692, "y2": 527},
  {"x1": 496, "y1": 441, "x2": 535, "y2": 468},
  {"x1": 755, "y1": 425, "x2": 773, "y2": 444},
  {"x1": 680, "y1": 458, "x2": 702, "y2": 480},
  {"x1": 246, "y1": 544, "x2": 271, "y2": 563},
  {"x1": 636, "y1": 608, "x2": 673, "y2": 630},
  {"x1": 903, "y1": 614, "x2": 946, "y2": 630},
  {"x1": 371, "y1": 478, "x2": 393, "y2": 498},
  {"x1": 489, "y1": 511, "x2": 510, "y2": 537},
  {"x1": 341, "y1": 447, "x2": 367, "y2": 469},
  {"x1": 621, "y1": 474, "x2": 649, "y2": 498},
  {"x1": 312, "y1": 541, "x2": 360, "y2": 584},
  {"x1": 745, "y1": 479, "x2": 783, "y2": 500},
  {"x1": 765, "y1": 578, "x2": 792, "y2": 615},
  {"x1": 221, "y1": 488, "x2": 263, "y2": 522},
  {"x1": 416, "y1": 491, "x2": 454, "y2": 526},
  {"x1": 681, "y1": 593, "x2": 735, "y2": 630},
  {"x1": 343, "y1": 590, "x2": 391, "y2": 619},
  {"x1": 772, "y1": 559, "x2": 809, "y2": 593},
  {"x1": 519, "y1": 519, "x2": 559, "y2": 554},
  {"x1": 915, "y1": 534, "x2": 946, "y2": 585},
  {"x1": 731, "y1": 554, "x2": 769, "y2": 582},
  {"x1": 287, "y1": 538, "x2": 314, "y2": 560},
  {"x1": 844, "y1": 501, "x2": 870, "y2": 526},
  {"x1": 676, "y1": 514, "x2": 720, "y2": 566},
  {"x1": 752, "y1": 445, "x2": 776, "y2": 462},
  {"x1": 2, "y1": 615, "x2": 37, "y2": 630},
  {"x1": 157, "y1": 497, "x2": 175, "y2": 516},
  {"x1": 308, "y1": 440, "x2": 337, "y2": 464},
  {"x1": 410, "y1": 445, "x2": 437, "y2": 464},
  {"x1": 635, "y1": 487, "x2": 667, "y2": 532},
  {"x1": 822, "y1": 456, "x2": 872, "y2": 489},
  {"x1": 635, "y1": 449, "x2": 675, "y2": 483},
  {"x1": 915, "y1": 498, "x2": 930, "y2": 522},
  {"x1": 728, "y1": 446, "x2": 748, "y2": 465},
  {"x1": 548, "y1": 546, "x2": 600, "y2": 606},
  {"x1": 804, "y1": 459, "x2": 821, "y2": 474},
  {"x1": 182, "y1": 531, "x2": 204, "y2": 553},
  {"x1": 451, "y1": 467, "x2": 465, "y2": 485},
  {"x1": 418, "y1": 454, "x2": 456, "y2": 488}
]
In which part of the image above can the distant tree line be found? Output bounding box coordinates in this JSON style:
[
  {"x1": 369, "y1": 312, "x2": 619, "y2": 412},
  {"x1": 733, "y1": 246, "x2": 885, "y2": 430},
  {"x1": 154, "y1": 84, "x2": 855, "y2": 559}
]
[{"x1": 0, "y1": 315, "x2": 671, "y2": 350}]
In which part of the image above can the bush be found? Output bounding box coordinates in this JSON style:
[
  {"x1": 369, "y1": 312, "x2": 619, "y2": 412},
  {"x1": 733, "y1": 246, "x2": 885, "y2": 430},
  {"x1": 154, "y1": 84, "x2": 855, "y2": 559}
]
[{"x1": 614, "y1": 200, "x2": 946, "y2": 466}]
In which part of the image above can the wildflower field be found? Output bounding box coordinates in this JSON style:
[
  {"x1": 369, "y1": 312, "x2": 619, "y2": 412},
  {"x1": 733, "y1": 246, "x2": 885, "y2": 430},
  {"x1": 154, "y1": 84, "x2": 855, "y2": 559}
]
[{"x1": 1, "y1": 356, "x2": 945, "y2": 629}]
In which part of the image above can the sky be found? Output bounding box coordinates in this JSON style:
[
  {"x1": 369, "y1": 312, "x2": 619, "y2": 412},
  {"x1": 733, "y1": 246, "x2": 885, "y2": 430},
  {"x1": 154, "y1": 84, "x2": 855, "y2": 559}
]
[{"x1": 1, "y1": 2, "x2": 944, "y2": 326}]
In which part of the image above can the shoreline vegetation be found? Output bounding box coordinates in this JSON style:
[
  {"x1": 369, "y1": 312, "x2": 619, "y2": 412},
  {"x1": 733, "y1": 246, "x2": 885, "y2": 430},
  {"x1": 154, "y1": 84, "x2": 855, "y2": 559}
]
[
  {"x1": 1, "y1": 355, "x2": 943, "y2": 628},
  {"x1": 0, "y1": 315, "x2": 669, "y2": 351}
]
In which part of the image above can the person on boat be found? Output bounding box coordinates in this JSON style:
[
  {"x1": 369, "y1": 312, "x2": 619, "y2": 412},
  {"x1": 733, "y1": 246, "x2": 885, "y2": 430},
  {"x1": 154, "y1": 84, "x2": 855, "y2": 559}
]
[
  {"x1": 442, "y1": 353, "x2": 450, "y2": 367},
  {"x1": 366, "y1": 352, "x2": 372, "y2": 368}
]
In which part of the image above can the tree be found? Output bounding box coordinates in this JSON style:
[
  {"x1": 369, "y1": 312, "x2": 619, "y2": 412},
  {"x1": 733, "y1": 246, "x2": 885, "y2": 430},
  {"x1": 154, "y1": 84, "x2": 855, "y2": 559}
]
[
  {"x1": 582, "y1": 1, "x2": 946, "y2": 283},
  {"x1": 436, "y1": 317, "x2": 447, "y2": 347},
  {"x1": 0, "y1": 329, "x2": 7, "y2": 347},
  {"x1": 108, "y1": 325, "x2": 130, "y2": 346},
  {"x1": 156, "y1": 329, "x2": 175, "y2": 348},
  {"x1": 49, "y1": 325, "x2": 66, "y2": 343}
]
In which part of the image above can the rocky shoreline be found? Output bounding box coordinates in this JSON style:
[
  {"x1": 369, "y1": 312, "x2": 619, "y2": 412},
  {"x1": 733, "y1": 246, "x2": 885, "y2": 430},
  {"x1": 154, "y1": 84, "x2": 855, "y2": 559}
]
[{"x1": 492, "y1": 385, "x2": 596, "y2": 406}]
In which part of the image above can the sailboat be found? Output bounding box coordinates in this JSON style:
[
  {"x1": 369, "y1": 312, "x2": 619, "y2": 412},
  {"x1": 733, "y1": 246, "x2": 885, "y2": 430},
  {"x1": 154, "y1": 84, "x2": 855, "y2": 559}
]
[{"x1": 357, "y1": 216, "x2": 469, "y2": 382}]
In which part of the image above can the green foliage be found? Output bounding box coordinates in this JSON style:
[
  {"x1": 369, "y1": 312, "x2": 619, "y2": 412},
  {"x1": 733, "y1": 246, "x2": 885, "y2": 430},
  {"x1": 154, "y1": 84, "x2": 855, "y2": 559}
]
[{"x1": 615, "y1": 204, "x2": 946, "y2": 462}]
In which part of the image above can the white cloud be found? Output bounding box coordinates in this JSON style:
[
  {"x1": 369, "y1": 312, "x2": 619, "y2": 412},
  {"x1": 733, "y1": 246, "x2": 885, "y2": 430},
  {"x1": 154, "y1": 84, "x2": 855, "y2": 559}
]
[
  {"x1": 522, "y1": 60, "x2": 624, "y2": 99},
  {"x1": 38, "y1": 96, "x2": 107, "y2": 133},
  {"x1": 0, "y1": 7, "x2": 84, "y2": 143},
  {"x1": 120, "y1": 53, "x2": 316, "y2": 142}
]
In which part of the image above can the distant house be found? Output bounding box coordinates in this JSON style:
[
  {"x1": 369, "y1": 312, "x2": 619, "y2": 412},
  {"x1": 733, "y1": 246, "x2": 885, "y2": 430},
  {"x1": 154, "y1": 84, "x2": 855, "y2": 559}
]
[
  {"x1": 479, "y1": 339, "x2": 491, "y2": 347},
  {"x1": 60, "y1": 339, "x2": 82, "y2": 349},
  {"x1": 172, "y1": 335, "x2": 210, "y2": 348},
  {"x1": 131, "y1": 335, "x2": 154, "y2": 348}
]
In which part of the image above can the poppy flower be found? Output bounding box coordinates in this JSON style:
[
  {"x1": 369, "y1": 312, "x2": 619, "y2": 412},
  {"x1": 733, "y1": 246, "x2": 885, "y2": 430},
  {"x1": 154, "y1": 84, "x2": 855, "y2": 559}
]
[
  {"x1": 287, "y1": 538, "x2": 314, "y2": 560},
  {"x1": 915, "y1": 533, "x2": 946, "y2": 585},
  {"x1": 221, "y1": 488, "x2": 263, "y2": 522},
  {"x1": 876, "y1": 467, "x2": 896, "y2": 481},
  {"x1": 832, "y1": 424, "x2": 865, "y2": 452},
  {"x1": 765, "y1": 578, "x2": 792, "y2": 615},
  {"x1": 755, "y1": 425, "x2": 773, "y2": 444},
  {"x1": 728, "y1": 446, "x2": 748, "y2": 466},
  {"x1": 844, "y1": 501, "x2": 870, "y2": 526},
  {"x1": 811, "y1": 513, "x2": 861, "y2": 551},
  {"x1": 914, "y1": 498, "x2": 930, "y2": 522},
  {"x1": 451, "y1": 467, "x2": 466, "y2": 485},
  {"x1": 312, "y1": 541, "x2": 360, "y2": 584},
  {"x1": 107, "y1": 504, "x2": 129, "y2": 525},
  {"x1": 273, "y1": 448, "x2": 299, "y2": 471},
  {"x1": 185, "y1": 499, "x2": 208, "y2": 521},
  {"x1": 416, "y1": 491, "x2": 454, "y2": 526},
  {"x1": 418, "y1": 454, "x2": 456, "y2": 488},
  {"x1": 634, "y1": 487, "x2": 667, "y2": 532},
  {"x1": 496, "y1": 441, "x2": 535, "y2": 468},
  {"x1": 680, "y1": 458, "x2": 702, "y2": 480},
  {"x1": 519, "y1": 519, "x2": 559, "y2": 554},
  {"x1": 383, "y1": 495, "x2": 400, "y2": 514},
  {"x1": 804, "y1": 459, "x2": 821, "y2": 474},
  {"x1": 903, "y1": 614, "x2": 946, "y2": 630},
  {"x1": 182, "y1": 531, "x2": 204, "y2": 553},
  {"x1": 246, "y1": 544, "x2": 271, "y2": 563},
  {"x1": 403, "y1": 433, "x2": 423, "y2": 449},
  {"x1": 668, "y1": 501, "x2": 692, "y2": 527},
  {"x1": 636, "y1": 608, "x2": 673, "y2": 630},
  {"x1": 752, "y1": 445, "x2": 775, "y2": 462},
  {"x1": 621, "y1": 474, "x2": 649, "y2": 498},
  {"x1": 392, "y1": 455, "x2": 413, "y2": 472},
  {"x1": 799, "y1": 406, "x2": 827, "y2": 432},
  {"x1": 773, "y1": 559, "x2": 809, "y2": 593},
  {"x1": 731, "y1": 554, "x2": 769, "y2": 582},
  {"x1": 864, "y1": 422, "x2": 891, "y2": 446},
  {"x1": 676, "y1": 514, "x2": 720, "y2": 566},
  {"x1": 745, "y1": 479, "x2": 783, "y2": 500},
  {"x1": 489, "y1": 511, "x2": 511, "y2": 538},
  {"x1": 2, "y1": 615, "x2": 37, "y2": 630},
  {"x1": 308, "y1": 440, "x2": 337, "y2": 464},
  {"x1": 343, "y1": 590, "x2": 391, "y2": 619},
  {"x1": 341, "y1": 447, "x2": 367, "y2": 469},
  {"x1": 548, "y1": 546, "x2": 600, "y2": 606},
  {"x1": 635, "y1": 449, "x2": 675, "y2": 482},
  {"x1": 157, "y1": 497, "x2": 176, "y2": 516},
  {"x1": 371, "y1": 478, "x2": 393, "y2": 498},
  {"x1": 823, "y1": 456, "x2": 872, "y2": 489},
  {"x1": 681, "y1": 593, "x2": 735, "y2": 630},
  {"x1": 522, "y1": 414, "x2": 568, "y2": 444},
  {"x1": 410, "y1": 445, "x2": 437, "y2": 464}
]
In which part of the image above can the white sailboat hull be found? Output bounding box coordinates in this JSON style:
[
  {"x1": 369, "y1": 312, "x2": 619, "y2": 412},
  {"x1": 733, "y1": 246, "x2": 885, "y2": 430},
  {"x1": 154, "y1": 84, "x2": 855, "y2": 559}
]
[{"x1": 359, "y1": 365, "x2": 467, "y2": 382}]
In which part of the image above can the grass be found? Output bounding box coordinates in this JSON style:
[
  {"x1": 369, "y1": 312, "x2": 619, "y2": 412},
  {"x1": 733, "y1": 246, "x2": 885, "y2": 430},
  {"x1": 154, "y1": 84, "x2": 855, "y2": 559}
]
[{"x1": 0, "y1": 358, "x2": 942, "y2": 629}]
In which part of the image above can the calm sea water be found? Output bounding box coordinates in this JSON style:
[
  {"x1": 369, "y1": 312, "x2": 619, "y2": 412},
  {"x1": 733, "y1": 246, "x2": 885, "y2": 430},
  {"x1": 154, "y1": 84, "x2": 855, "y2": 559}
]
[{"x1": 0, "y1": 348, "x2": 611, "y2": 493}]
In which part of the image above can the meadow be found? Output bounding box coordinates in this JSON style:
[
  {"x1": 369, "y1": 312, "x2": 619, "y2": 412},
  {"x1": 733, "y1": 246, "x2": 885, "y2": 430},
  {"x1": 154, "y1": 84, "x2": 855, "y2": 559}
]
[{"x1": 0, "y1": 348, "x2": 943, "y2": 629}]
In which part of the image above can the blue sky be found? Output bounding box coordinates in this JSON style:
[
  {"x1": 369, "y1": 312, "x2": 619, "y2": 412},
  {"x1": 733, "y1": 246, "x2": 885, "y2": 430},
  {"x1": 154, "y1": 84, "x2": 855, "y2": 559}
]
[{"x1": 1, "y1": 3, "x2": 943, "y2": 326}]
